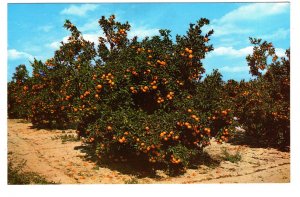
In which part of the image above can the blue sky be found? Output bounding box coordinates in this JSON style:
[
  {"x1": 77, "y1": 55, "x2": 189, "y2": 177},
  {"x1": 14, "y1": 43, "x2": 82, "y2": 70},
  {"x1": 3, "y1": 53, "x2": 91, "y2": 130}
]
[{"x1": 7, "y1": 2, "x2": 290, "y2": 81}]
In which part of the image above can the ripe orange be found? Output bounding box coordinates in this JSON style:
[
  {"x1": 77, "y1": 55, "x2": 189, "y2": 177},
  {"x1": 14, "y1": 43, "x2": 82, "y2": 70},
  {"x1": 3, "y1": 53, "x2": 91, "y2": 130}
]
[
  {"x1": 107, "y1": 126, "x2": 112, "y2": 131},
  {"x1": 96, "y1": 84, "x2": 103, "y2": 90},
  {"x1": 160, "y1": 61, "x2": 166, "y2": 66}
]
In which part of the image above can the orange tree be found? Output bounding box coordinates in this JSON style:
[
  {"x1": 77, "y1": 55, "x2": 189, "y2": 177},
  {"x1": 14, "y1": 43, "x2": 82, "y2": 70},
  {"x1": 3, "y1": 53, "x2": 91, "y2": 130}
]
[
  {"x1": 24, "y1": 20, "x2": 97, "y2": 129},
  {"x1": 66, "y1": 15, "x2": 237, "y2": 173},
  {"x1": 230, "y1": 38, "x2": 290, "y2": 149},
  {"x1": 8, "y1": 64, "x2": 31, "y2": 119}
]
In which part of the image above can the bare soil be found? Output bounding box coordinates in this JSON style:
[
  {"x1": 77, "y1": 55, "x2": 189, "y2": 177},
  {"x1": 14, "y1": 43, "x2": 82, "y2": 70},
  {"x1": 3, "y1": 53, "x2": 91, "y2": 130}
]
[{"x1": 7, "y1": 119, "x2": 290, "y2": 184}]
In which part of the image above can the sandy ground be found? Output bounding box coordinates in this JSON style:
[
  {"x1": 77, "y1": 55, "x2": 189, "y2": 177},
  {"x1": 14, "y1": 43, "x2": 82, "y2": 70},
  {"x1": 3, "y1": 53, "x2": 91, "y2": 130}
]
[{"x1": 7, "y1": 119, "x2": 290, "y2": 184}]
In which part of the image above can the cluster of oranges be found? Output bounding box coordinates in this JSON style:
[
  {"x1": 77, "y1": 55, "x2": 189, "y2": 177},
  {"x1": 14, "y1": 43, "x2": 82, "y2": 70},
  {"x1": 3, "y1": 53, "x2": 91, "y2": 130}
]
[
  {"x1": 130, "y1": 86, "x2": 137, "y2": 94},
  {"x1": 101, "y1": 73, "x2": 115, "y2": 88},
  {"x1": 159, "y1": 131, "x2": 179, "y2": 141},
  {"x1": 157, "y1": 60, "x2": 167, "y2": 66},
  {"x1": 170, "y1": 155, "x2": 181, "y2": 164},
  {"x1": 166, "y1": 91, "x2": 175, "y2": 100},
  {"x1": 157, "y1": 96, "x2": 165, "y2": 104},
  {"x1": 140, "y1": 85, "x2": 150, "y2": 93},
  {"x1": 118, "y1": 28, "x2": 127, "y2": 35},
  {"x1": 80, "y1": 90, "x2": 90, "y2": 99},
  {"x1": 180, "y1": 47, "x2": 193, "y2": 58}
]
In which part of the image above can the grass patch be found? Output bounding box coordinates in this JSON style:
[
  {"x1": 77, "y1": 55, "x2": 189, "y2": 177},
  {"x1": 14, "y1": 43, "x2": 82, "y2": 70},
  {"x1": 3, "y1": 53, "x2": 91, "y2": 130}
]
[
  {"x1": 8, "y1": 160, "x2": 57, "y2": 184},
  {"x1": 124, "y1": 177, "x2": 139, "y2": 184},
  {"x1": 51, "y1": 134, "x2": 79, "y2": 143},
  {"x1": 221, "y1": 148, "x2": 242, "y2": 163}
]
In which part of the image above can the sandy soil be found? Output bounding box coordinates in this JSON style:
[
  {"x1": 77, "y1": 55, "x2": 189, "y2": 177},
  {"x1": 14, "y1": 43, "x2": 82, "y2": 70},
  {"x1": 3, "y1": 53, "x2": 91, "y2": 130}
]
[{"x1": 7, "y1": 119, "x2": 290, "y2": 184}]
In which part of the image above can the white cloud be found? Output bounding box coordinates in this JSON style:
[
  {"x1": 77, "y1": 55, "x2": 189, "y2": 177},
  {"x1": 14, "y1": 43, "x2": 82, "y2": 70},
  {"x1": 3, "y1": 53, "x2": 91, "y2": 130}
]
[
  {"x1": 47, "y1": 33, "x2": 100, "y2": 50},
  {"x1": 47, "y1": 36, "x2": 69, "y2": 50},
  {"x1": 210, "y1": 3, "x2": 289, "y2": 37},
  {"x1": 219, "y1": 3, "x2": 289, "y2": 24},
  {"x1": 209, "y1": 46, "x2": 253, "y2": 58},
  {"x1": 262, "y1": 28, "x2": 290, "y2": 40},
  {"x1": 208, "y1": 23, "x2": 252, "y2": 37},
  {"x1": 80, "y1": 20, "x2": 100, "y2": 32},
  {"x1": 128, "y1": 25, "x2": 160, "y2": 39},
  {"x1": 60, "y1": 4, "x2": 98, "y2": 16},
  {"x1": 209, "y1": 45, "x2": 286, "y2": 59},
  {"x1": 82, "y1": 33, "x2": 99, "y2": 45},
  {"x1": 219, "y1": 65, "x2": 249, "y2": 73},
  {"x1": 38, "y1": 25, "x2": 53, "y2": 32},
  {"x1": 8, "y1": 49, "x2": 34, "y2": 61},
  {"x1": 48, "y1": 41, "x2": 61, "y2": 50},
  {"x1": 276, "y1": 48, "x2": 287, "y2": 58}
]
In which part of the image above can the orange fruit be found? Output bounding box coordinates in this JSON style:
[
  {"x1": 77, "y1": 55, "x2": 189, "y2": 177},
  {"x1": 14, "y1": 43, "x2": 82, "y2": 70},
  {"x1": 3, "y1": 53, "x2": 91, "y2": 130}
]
[
  {"x1": 96, "y1": 84, "x2": 102, "y2": 89},
  {"x1": 107, "y1": 126, "x2": 112, "y2": 131},
  {"x1": 160, "y1": 61, "x2": 166, "y2": 66}
]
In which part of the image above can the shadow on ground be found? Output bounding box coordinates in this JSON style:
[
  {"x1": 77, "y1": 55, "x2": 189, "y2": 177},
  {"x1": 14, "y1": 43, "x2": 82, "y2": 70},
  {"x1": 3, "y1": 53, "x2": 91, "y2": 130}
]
[{"x1": 74, "y1": 144, "x2": 221, "y2": 179}]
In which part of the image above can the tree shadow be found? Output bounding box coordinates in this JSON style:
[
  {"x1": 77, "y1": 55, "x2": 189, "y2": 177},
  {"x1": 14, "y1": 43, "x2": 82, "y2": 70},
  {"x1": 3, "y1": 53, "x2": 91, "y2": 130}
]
[
  {"x1": 74, "y1": 144, "x2": 162, "y2": 178},
  {"x1": 189, "y1": 151, "x2": 221, "y2": 169},
  {"x1": 74, "y1": 144, "x2": 221, "y2": 179}
]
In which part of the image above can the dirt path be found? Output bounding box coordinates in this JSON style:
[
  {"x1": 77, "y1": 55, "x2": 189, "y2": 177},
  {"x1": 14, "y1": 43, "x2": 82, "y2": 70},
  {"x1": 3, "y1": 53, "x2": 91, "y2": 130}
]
[{"x1": 7, "y1": 119, "x2": 290, "y2": 184}]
